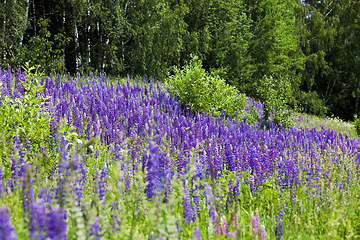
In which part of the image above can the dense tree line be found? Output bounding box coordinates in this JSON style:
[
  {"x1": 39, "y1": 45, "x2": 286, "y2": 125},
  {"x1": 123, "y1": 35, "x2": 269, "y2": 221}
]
[{"x1": 1, "y1": 0, "x2": 360, "y2": 120}]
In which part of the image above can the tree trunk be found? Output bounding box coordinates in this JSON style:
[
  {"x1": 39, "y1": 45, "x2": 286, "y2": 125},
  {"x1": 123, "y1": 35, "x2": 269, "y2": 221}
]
[
  {"x1": 86, "y1": 1, "x2": 91, "y2": 65},
  {"x1": 121, "y1": 1, "x2": 129, "y2": 65},
  {"x1": 41, "y1": 0, "x2": 45, "y2": 19},
  {"x1": 325, "y1": 64, "x2": 341, "y2": 105},
  {"x1": 3, "y1": 0, "x2": 6, "y2": 61},
  {"x1": 72, "y1": 0, "x2": 82, "y2": 72},
  {"x1": 62, "y1": 2, "x2": 66, "y2": 63},
  {"x1": 32, "y1": 0, "x2": 36, "y2": 36},
  {"x1": 20, "y1": 0, "x2": 29, "y2": 45},
  {"x1": 103, "y1": 38, "x2": 109, "y2": 70},
  {"x1": 74, "y1": 21, "x2": 81, "y2": 72},
  {"x1": 97, "y1": 21, "x2": 104, "y2": 69}
]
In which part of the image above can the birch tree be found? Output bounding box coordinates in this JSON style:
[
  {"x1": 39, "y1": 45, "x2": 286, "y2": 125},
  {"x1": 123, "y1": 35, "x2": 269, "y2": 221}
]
[
  {"x1": 72, "y1": 0, "x2": 81, "y2": 72},
  {"x1": 19, "y1": 0, "x2": 29, "y2": 45},
  {"x1": 0, "y1": 0, "x2": 29, "y2": 67}
]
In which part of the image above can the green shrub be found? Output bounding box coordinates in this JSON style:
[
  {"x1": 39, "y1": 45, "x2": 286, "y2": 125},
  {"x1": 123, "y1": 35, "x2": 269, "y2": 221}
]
[
  {"x1": 167, "y1": 55, "x2": 255, "y2": 122},
  {"x1": 354, "y1": 115, "x2": 360, "y2": 137},
  {"x1": 257, "y1": 75, "x2": 293, "y2": 129},
  {"x1": 0, "y1": 63, "x2": 52, "y2": 164}
]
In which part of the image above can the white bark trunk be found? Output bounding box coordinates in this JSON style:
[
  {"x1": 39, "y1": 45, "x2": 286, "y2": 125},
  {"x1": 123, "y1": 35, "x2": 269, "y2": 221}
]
[
  {"x1": 86, "y1": 2, "x2": 91, "y2": 64},
  {"x1": 97, "y1": 21, "x2": 104, "y2": 69},
  {"x1": 3, "y1": 0, "x2": 6, "y2": 61},
  {"x1": 103, "y1": 38, "x2": 109, "y2": 70},
  {"x1": 20, "y1": 0, "x2": 29, "y2": 45},
  {"x1": 72, "y1": 0, "x2": 82, "y2": 72},
  {"x1": 74, "y1": 21, "x2": 82, "y2": 72},
  {"x1": 32, "y1": 0, "x2": 36, "y2": 36}
]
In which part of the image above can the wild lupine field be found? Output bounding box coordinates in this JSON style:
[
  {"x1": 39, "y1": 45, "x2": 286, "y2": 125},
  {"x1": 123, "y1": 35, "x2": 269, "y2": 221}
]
[{"x1": 0, "y1": 66, "x2": 360, "y2": 240}]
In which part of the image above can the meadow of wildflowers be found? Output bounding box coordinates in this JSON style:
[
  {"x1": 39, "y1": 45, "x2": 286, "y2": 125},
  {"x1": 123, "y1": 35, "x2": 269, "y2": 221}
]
[{"x1": 0, "y1": 66, "x2": 360, "y2": 239}]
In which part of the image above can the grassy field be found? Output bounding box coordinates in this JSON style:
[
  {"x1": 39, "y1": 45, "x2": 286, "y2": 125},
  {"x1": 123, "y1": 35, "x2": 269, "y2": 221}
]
[
  {"x1": 292, "y1": 113, "x2": 357, "y2": 138},
  {"x1": 0, "y1": 68, "x2": 359, "y2": 239}
]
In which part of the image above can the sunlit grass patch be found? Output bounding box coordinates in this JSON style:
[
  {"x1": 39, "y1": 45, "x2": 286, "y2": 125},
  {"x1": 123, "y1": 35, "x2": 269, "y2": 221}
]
[{"x1": 291, "y1": 113, "x2": 357, "y2": 138}]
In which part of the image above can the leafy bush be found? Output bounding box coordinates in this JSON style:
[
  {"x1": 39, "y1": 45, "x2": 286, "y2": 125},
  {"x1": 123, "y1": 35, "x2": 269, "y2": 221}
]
[
  {"x1": 0, "y1": 63, "x2": 52, "y2": 163},
  {"x1": 167, "y1": 55, "x2": 255, "y2": 122},
  {"x1": 354, "y1": 115, "x2": 360, "y2": 137},
  {"x1": 257, "y1": 75, "x2": 293, "y2": 129}
]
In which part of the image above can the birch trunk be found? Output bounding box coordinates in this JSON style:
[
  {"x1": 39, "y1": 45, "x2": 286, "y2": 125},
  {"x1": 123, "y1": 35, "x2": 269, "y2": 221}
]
[
  {"x1": 72, "y1": 0, "x2": 82, "y2": 72},
  {"x1": 74, "y1": 21, "x2": 82, "y2": 72},
  {"x1": 324, "y1": 64, "x2": 341, "y2": 105},
  {"x1": 103, "y1": 38, "x2": 109, "y2": 70},
  {"x1": 41, "y1": 0, "x2": 45, "y2": 19},
  {"x1": 20, "y1": 0, "x2": 30, "y2": 45},
  {"x1": 121, "y1": 1, "x2": 129, "y2": 64},
  {"x1": 62, "y1": 3, "x2": 65, "y2": 62},
  {"x1": 3, "y1": 0, "x2": 6, "y2": 61},
  {"x1": 97, "y1": 21, "x2": 104, "y2": 69},
  {"x1": 32, "y1": 0, "x2": 36, "y2": 36},
  {"x1": 86, "y1": 1, "x2": 91, "y2": 65}
]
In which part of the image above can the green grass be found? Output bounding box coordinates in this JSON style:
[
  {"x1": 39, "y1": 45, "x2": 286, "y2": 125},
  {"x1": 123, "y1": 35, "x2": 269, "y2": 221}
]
[{"x1": 291, "y1": 113, "x2": 357, "y2": 138}]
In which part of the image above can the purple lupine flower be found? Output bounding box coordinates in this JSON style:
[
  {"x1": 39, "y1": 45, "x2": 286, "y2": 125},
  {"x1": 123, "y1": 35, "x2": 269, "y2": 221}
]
[
  {"x1": 228, "y1": 232, "x2": 237, "y2": 238},
  {"x1": 93, "y1": 166, "x2": 99, "y2": 196},
  {"x1": 251, "y1": 215, "x2": 265, "y2": 239},
  {"x1": 251, "y1": 215, "x2": 260, "y2": 235},
  {"x1": 22, "y1": 173, "x2": 34, "y2": 215},
  {"x1": 192, "y1": 227, "x2": 201, "y2": 240},
  {"x1": 38, "y1": 188, "x2": 54, "y2": 206},
  {"x1": 261, "y1": 228, "x2": 266, "y2": 240},
  {"x1": 145, "y1": 141, "x2": 166, "y2": 199},
  {"x1": 192, "y1": 185, "x2": 200, "y2": 219},
  {"x1": 101, "y1": 166, "x2": 108, "y2": 188},
  {"x1": 29, "y1": 200, "x2": 47, "y2": 239},
  {"x1": 74, "y1": 179, "x2": 84, "y2": 208},
  {"x1": 89, "y1": 216, "x2": 101, "y2": 240},
  {"x1": 99, "y1": 167, "x2": 108, "y2": 203},
  {"x1": 73, "y1": 157, "x2": 87, "y2": 206},
  {"x1": 46, "y1": 206, "x2": 67, "y2": 240},
  {"x1": 183, "y1": 187, "x2": 195, "y2": 224},
  {"x1": 204, "y1": 185, "x2": 216, "y2": 225},
  {"x1": 0, "y1": 206, "x2": 17, "y2": 240},
  {"x1": 29, "y1": 201, "x2": 68, "y2": 240},
  {"x1": 8, "y1": 156, "x2": 17, "y2": 193},
  {"x1": 49, "y1": 120, "x2": 57, "y2": 152},
  {"x1": 275, "y1": 207, "x2": 284, "y2": 240},
  {"x1": 215, "y1": 216, "x2": 222, "y2": 235},
  {"x1": 110, "y1": 214, "x2": 120, "y2": 233},
  {"x1": 24, "y1": 138, "x2": 31, "y2": 153},
  {"x1": 221, "y1": 216, "x2": 228, "y2": 236},
  {"x1": 17, "y1": 146, "x2": 26, "y2": 183},
  {"x1": 224, "y1": 142, "x2": 235, "y2": 171},
  {"x1": 232, "y1": 214, "x2": 239, "y2": 232},
  {"x1": 58, "y1": 135, "x2": 69, "y2": 174}
]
